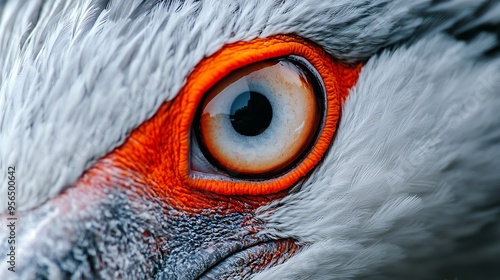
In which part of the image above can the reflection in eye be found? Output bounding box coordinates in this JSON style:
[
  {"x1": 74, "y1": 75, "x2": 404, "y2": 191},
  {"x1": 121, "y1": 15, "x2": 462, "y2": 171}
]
[
  {"x1": 192, "y1": 57, "x2": 324, "y2": 178},
  {"x1": 230, "y1": 91, "x2": 273, "y2": 137}
]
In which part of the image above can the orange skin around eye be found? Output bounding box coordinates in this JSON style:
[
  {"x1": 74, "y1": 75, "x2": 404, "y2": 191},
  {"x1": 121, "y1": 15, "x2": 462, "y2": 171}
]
[
  {"x1": 81, "y1": 35, "x2": 362, "y2": 210},
  {"x1": 181, "y1": 35, "x2": 363, "y2": 195}
]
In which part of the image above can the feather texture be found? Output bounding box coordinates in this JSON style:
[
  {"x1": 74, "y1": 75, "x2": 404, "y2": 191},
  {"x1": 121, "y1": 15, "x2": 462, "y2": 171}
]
[
  {"x1": 0, "y1": 0, "x2": 499, "y2": 278},
  {"x1": 257, "y1": 34, "x2": 500, "y2": 279},
  {"x1": 0, "y1": 0, "x2": 481, "y2": 211}
]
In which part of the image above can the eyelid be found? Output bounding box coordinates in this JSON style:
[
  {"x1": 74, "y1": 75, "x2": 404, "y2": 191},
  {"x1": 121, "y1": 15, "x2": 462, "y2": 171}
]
[{"x1": 171, "y1": 35, "x2": 363, "y2": 195}]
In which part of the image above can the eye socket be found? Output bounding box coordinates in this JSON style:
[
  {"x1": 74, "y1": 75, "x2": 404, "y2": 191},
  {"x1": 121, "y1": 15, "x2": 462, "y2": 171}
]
[
  {"x1": 173, "y1": 35, "x2": 362, "y2": 195},
  {"x1": 193, "y1": 57, "x2": 323, "y2": 178}
]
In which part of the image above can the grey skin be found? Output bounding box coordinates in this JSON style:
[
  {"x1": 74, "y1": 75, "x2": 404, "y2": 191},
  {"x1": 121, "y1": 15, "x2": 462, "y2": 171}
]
[{"x1": 0, "y1": 170, "x2": 296, "y2": 279}]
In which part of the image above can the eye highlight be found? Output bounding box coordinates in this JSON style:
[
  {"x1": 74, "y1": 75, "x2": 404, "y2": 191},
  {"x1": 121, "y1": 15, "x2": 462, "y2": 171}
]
[{"x1": 194, "y1": 58, "x2": 323, "y2": 178}]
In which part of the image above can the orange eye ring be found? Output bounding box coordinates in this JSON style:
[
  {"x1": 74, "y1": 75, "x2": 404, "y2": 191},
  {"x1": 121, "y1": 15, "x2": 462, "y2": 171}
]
[{"x1": 175, "y1": 35, "x2": 362, "y2": 195}]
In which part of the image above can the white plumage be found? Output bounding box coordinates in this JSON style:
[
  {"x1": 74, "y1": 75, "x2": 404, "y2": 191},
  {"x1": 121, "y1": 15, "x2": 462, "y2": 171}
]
[{"x1": 0, "y1": 0, "x2": 499, "y2": 279}]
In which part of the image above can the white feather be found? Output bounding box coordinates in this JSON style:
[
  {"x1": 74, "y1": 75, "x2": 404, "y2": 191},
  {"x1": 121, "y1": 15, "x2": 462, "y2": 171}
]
[{"x1": 256, "y1": 34, "x2": 500, "y2": 279}]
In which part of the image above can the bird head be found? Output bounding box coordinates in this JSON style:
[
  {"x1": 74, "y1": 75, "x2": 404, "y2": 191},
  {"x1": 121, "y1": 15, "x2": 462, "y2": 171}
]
[{"x1": 1, "y1": 0, "x2": 499, "y2": 279}]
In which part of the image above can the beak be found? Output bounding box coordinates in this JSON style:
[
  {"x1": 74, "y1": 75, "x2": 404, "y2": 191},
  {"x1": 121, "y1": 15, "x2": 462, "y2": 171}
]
[{"x1": 0, "y1": 138, "x2": 298, "y2": 280}]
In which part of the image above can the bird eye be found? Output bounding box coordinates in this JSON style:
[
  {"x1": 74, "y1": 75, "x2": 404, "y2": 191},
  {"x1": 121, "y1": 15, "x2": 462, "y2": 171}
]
[
  {"x1": 193, "y1": 57, "x2": 323, "y2": 178},
  {"x1": 173, "y1": 35, "x2": 362, "y2": 195}
]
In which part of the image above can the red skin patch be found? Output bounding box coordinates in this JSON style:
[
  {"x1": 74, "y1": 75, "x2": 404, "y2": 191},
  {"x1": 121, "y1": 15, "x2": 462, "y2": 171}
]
[{"x1": 74, "y1": 34, "x2": 363, "y2": 211}]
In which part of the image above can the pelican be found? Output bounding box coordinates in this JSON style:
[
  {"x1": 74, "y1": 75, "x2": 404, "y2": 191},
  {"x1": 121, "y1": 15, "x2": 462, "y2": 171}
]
[{"x1": 0, "y1": 0, "x2": 499, "y2": 279}]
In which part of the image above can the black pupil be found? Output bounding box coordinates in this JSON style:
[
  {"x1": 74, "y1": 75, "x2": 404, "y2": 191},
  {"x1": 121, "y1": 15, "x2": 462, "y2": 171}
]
[{"x1": 229, "y1": 92, "x2": 273, "y2": 136}]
